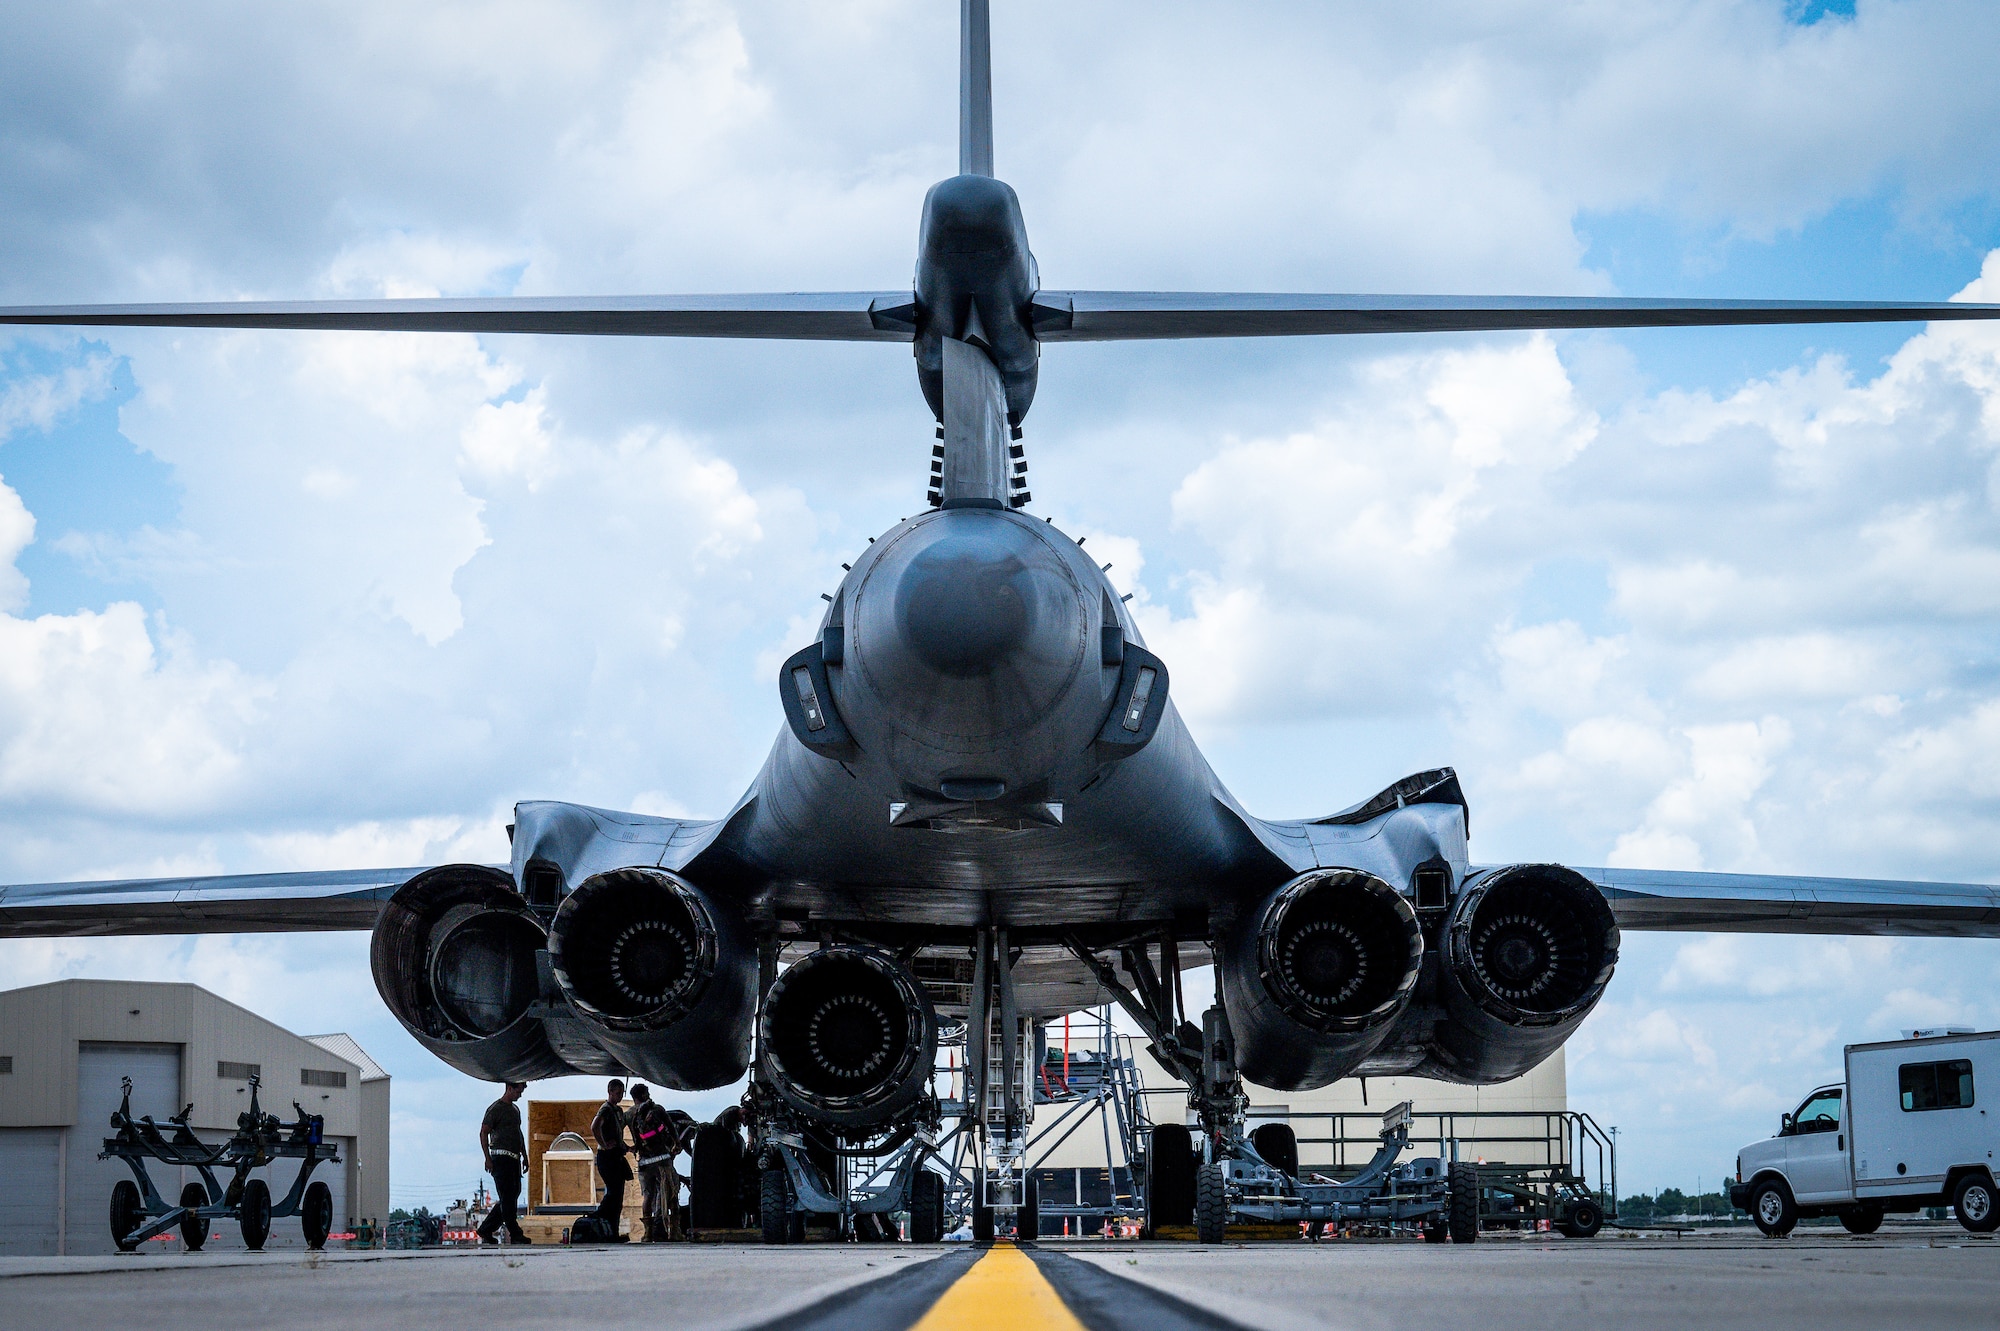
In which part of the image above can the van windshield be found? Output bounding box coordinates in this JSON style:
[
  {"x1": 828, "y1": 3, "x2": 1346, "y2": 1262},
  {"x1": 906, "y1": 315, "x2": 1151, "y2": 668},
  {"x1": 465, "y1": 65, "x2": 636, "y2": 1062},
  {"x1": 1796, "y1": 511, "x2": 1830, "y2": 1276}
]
[{"x1": 1793, "y1": 1088, "x2": 1841, "y2": 1133}]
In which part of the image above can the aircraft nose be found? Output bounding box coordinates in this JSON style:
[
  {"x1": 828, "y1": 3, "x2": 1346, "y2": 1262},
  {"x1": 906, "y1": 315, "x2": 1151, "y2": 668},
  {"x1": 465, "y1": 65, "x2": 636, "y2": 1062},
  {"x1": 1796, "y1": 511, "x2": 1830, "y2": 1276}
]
[{"x1": 894, "y1": 529, "x2": 1035, "y2": 677}]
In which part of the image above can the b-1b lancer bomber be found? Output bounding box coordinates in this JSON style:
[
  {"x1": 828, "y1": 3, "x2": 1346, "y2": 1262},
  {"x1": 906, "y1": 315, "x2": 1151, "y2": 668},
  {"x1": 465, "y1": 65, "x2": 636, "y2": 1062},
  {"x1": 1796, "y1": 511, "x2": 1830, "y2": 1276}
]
[{"x1": 5, "y1": 1, "x2": 2000, "y2": 1245}]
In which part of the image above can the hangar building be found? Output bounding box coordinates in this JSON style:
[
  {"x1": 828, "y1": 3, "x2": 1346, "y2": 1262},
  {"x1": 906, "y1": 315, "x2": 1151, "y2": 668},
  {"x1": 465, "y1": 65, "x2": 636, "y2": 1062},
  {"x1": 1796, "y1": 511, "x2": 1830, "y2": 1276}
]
[{"x1": 0, "y1": 979, "x2": 389, "y2": 1255}]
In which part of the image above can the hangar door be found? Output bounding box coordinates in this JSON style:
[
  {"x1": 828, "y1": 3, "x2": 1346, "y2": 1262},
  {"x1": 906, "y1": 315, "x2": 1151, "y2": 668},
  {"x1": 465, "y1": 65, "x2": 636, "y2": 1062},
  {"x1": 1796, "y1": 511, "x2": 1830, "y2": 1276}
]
[
  {"x1": 0, "y1": 1129, "x2": 61, "y2": 1255},
  {"x1": 70, "y1": 1042, "x2": 182, "y2": 1255}
]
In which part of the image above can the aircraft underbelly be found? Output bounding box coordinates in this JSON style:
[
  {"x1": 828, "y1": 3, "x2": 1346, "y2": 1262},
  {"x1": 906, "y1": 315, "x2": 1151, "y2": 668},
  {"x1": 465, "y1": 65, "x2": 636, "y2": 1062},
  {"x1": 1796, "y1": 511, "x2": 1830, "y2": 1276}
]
[{"x1": 722, "y1": 710, "x2": 1294, "y2": 929}]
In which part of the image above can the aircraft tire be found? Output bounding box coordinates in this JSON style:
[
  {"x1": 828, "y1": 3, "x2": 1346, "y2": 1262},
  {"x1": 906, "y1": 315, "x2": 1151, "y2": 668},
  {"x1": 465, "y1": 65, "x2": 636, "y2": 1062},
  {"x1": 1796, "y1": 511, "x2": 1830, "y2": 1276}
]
[
  {"x1": 239, "y1": 1179, "x2": 272, "y2": 1251},
  {"x1": 1954, "y1": 1172, "x2": 1999, "y2": 1233},
  {"x1": 1194, "y1": 1162, "x2": 1228, "y2": 1244},
  {"x1": 1447, "y1": 1162, "x2": 1479, "y2": 1244},
  {"x1": 1422, "y1": 1218, "x2": 1448, "y2": 1243},
  {"x1": 1250, "y1": 1123, "x2": 1298, "y2": 1180},
  {"x1": 301, "y1": 1180, "x2": 334, "y2": 1250},
  {"x1": 1145, "y1": 1124, "x2": 1196, "y2": 1233},
  {"x1": 692, "y1": 1124, "x2": 745, "y2": 1229},
  {"x1": 179, "y1": 1183, "x2": 209, "y2": 1250},
  {"x1": 1839, "y1": 1205, "x2": 1883, "y2": 1235},
  {"x1": 910, "y1": 1170, "x2": 945, "y2": 1243},
  {"x1": 972, "y1": 1166, "x2": 995, "y2": 1242},
  {"x1": 110, "y1": 1179, "x2": 144, "y2": 1252},
  {"x1": 1017, "y1": 1172, "x2": 1040, "y2": 1241},
  {"x1": 1749, "y1": 1178, "x2": 1797, "y2": 1237},
  {"x1": 759, "y1": 1167, "x2": 793, "y2": 1244}
]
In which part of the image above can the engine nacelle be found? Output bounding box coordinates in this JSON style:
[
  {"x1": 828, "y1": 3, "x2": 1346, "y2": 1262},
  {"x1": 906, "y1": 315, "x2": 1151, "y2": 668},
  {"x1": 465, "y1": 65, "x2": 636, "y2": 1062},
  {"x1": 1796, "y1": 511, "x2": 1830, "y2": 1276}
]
[
  {"x1": 371, "y1": 863, "x2": 576, "y2": 1082},
  {"x1": 546, "y1": 867, "x2": 757, "y2": 1090},
  {"x1": 1221, "y1": 869, "x2": 1425, "y2": 1092},
  {"x1": 759, "y1": 946, "x2": 938, "y2": 1129},
  {"x1": 1427, "y1": 863, "x2": 1620, "y2": 1082}
]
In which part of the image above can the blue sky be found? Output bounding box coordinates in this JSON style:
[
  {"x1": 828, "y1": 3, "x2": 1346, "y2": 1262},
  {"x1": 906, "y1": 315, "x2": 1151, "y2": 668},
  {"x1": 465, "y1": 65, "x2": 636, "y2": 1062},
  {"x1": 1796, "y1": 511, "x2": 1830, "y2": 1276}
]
[{"x1": 4, "y1": 1, "x2": 2000, "y2": 1205}]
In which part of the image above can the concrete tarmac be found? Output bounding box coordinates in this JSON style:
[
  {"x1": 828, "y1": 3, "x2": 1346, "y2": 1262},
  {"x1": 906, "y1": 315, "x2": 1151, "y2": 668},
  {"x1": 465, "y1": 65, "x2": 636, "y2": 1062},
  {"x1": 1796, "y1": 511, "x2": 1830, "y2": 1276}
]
[{"x1": 0, "y1": 1228, "x2": 1993, "y2": 1330}]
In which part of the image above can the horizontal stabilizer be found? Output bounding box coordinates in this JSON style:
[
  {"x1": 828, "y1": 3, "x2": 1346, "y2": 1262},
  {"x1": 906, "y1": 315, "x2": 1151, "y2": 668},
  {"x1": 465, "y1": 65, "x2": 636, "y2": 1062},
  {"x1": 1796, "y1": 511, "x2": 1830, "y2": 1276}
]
[
  {"x1": 1031, "y1": 291, "x2": 2000, "y2": 341},
  {"x1": 0, "y1": 293, "x2": 918, "y2": 341}
]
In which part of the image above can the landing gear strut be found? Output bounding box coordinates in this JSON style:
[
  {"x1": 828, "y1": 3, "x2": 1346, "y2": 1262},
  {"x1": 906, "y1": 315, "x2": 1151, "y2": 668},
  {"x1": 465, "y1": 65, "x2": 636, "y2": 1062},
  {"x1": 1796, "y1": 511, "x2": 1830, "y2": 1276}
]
[{"x1": 1064, "y1": 930, "x2": 1463, "y2": 1241}]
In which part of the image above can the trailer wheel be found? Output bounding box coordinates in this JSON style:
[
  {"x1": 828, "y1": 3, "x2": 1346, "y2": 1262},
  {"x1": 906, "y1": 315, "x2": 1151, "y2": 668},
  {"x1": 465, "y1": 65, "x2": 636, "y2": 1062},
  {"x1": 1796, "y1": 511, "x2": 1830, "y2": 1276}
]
[
  {"x1": 239, "y1": 1178, "x2": 272, "y2": 1251},
  {"x1": 759, "y1": 1166, "x2": 794, "y2": 1244},
  {"x1": 1251, "y1": 1123, "x2": 1298, "y2": 1180},
  {"x1": 301, "y1": 1180, "x2": 334, "y2": 1250},
  {"x1": 110, "y1": 1179, "x2": 144, "y2": 1252},
  {"x1": 1446, "y1": 1162, "x2": 1479, "y2": 1244},
  {"x1": 1145, "y1": 1124, "x2": 1196, "y2": 1233},
  {"x1": 178, "y1": 1183, "x2": 209, "y2": 1251},
  {"x1": 1954, "y1": 1173, "x2": 1999, "y2": 1233},
  {"x1": 1194, "y1": 1162, "x2": 1228, "y2": 1244},
  {"x1": 1422, "y1": 1218, "x2": 1448, "y2": 1243},
  {"x1": 1557, "y1": 1199, "x2": 1603, "y2": 1238},
  {"x1": 1748, "y1": 1178, "x2": 1797, "y2": 1237},
  {"x1": 910, "y1": 1170, "x2": 945, "y2": 1243},
  {"x1": 1838, "y1": 1205, "x2": 1883, "y2": 1235}
]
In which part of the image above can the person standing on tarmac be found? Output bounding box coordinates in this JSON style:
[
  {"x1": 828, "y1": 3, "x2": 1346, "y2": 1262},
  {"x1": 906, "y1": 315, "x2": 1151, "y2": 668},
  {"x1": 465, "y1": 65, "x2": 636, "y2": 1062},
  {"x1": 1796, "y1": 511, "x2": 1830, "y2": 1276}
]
[
  {"x1": 476, "y1": 1081, "x2": 532, "y2": 1246},
  {"x1": 591, "y1": 1078, "x2": 633, "y2": 1240},
  {"x1": 627, "y1": 1084, "x2": 680, "y2": 1242}
]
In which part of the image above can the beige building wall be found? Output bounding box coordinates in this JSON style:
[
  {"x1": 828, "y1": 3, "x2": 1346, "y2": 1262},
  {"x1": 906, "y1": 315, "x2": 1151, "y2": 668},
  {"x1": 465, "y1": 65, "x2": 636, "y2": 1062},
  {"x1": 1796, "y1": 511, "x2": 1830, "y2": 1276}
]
[
  {"x1": 1035, "y1": 1037, "x2": 1569, "y2": 1172},
  {"x1": 0, "y1": 980, "x2": 389, "y2": 1238}
]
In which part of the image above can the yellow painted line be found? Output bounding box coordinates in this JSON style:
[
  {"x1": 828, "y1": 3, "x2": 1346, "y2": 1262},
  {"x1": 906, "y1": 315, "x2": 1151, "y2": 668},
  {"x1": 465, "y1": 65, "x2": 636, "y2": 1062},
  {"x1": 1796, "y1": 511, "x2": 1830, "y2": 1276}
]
[{"x1": 909, "y1": 1241, "x2": 1086, "y2": 1331}]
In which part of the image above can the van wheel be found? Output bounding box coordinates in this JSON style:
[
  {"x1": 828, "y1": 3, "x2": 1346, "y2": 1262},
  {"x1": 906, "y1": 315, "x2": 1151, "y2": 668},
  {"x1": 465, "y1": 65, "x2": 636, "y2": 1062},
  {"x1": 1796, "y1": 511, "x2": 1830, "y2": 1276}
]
[
  {"x1": 1838, "y1": 1205, "x2": 1883, "y2": 1235},
  {"x1": 1954, "y1": 1173, "x2": 1999, "y2": 1233},
  {"x1": 1749, "y1": 1179, "x2": 1797, "y2": 1237}
]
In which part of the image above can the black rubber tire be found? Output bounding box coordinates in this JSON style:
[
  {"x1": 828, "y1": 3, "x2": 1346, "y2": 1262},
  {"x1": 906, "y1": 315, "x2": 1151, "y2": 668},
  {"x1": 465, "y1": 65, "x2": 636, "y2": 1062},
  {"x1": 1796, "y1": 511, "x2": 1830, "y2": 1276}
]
[
  {"x1": 178, "y1": 1182, "x2": 209, "y2": 1250},
  {"x1": 110, "y1": 1179, "x2": 144, "y2": 1252},
  {"x1": 1250, "y1": 1123, "x2": 1298, "y2": 1181},
  {"x1": 691, "y1": 1124, "x2": 744, "y2": 1230},
  {"x1": 1954, "y1": 1172, "x2": 1999, "y2": 1233},
  {"x1": 1838, "y1": 1205, "x2": 1884, "y2": 1235},
  {"x1": 1146, "y1": 1124, "x2": 1196, "y2": 1232},
  {"x1": 1422, "y1": 1219, "x2": 1448, "y2": 1243},
  {"x1": 301, "y1": 1180, "x2": 333, "y2": 1250},
  {"x1": 972, "y1": 1203, "x2": 994, "y2": 1241},
  {"x1": 1749, "y1": 1178, "x2": 1797, "y2": 1238},
  {"x1": 760, "y1": 1167, "x2": 793, "y2": 1244},
  {"x1": 972, "y1": 1166, "x2": 995, "y2": 1242},
  {"x1": 910, "y1": 1170, "x2": 945, "y2": 1243},
  {"x1": 239, "y1": 1178, "x2": 272, "y2": 1251},
  {"x1": 1561, "y1": 1199, "x2": 1603, "y2": 1238},
  {"x1": 1017, "y1": 1173, "x2": 1040, "y2": 1240},
  {"x1": 1447, "y1": 1162, "x2": 1479, "y2": 1244},
  {"x1": 1194, "y1": 1161, "x2": 1228, "y2": 1244}
]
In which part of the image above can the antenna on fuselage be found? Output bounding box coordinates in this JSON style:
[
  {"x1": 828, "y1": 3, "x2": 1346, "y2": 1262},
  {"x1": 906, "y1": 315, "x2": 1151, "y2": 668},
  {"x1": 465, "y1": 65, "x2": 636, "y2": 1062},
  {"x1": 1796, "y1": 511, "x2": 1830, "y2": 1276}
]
[{"x1": 960, "y1": 0, "x2": 993, "y2": 177}]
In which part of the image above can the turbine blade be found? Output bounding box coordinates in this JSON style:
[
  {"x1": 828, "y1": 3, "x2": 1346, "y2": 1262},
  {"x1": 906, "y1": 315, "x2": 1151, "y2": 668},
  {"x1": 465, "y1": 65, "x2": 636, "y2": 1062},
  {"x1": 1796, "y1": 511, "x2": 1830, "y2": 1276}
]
[
  {"x1": 0, "y1": 293, "x2": 919, "y2": 341},
  {"x1": 1031, "y1": 291, "x2": 2000, "y2": 341},
  {"x1": 960, "y1": 0, "x2": 993, "y2": 176}
]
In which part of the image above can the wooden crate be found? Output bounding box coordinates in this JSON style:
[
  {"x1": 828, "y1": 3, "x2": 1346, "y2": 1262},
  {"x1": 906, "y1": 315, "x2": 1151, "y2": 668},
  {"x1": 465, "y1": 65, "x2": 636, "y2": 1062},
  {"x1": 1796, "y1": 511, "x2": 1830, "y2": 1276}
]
[{"x1": 524, "y1": 1098, "x2": 644, "y2": 1233}]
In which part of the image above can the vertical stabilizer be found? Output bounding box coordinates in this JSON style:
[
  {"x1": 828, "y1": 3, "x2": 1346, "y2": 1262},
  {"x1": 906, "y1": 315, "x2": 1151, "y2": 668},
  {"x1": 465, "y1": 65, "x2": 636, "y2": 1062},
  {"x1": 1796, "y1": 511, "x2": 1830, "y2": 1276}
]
[{"x1": 960, "y1": 0, "x2": 994, "y2": 176}]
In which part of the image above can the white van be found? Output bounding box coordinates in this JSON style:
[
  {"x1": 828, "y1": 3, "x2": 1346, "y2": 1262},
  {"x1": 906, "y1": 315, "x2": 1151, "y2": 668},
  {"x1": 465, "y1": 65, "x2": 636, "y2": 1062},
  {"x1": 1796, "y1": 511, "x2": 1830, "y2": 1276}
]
[{"x1": 1730, "y1": 1030, "x2": 1999, "y2": 1236}]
